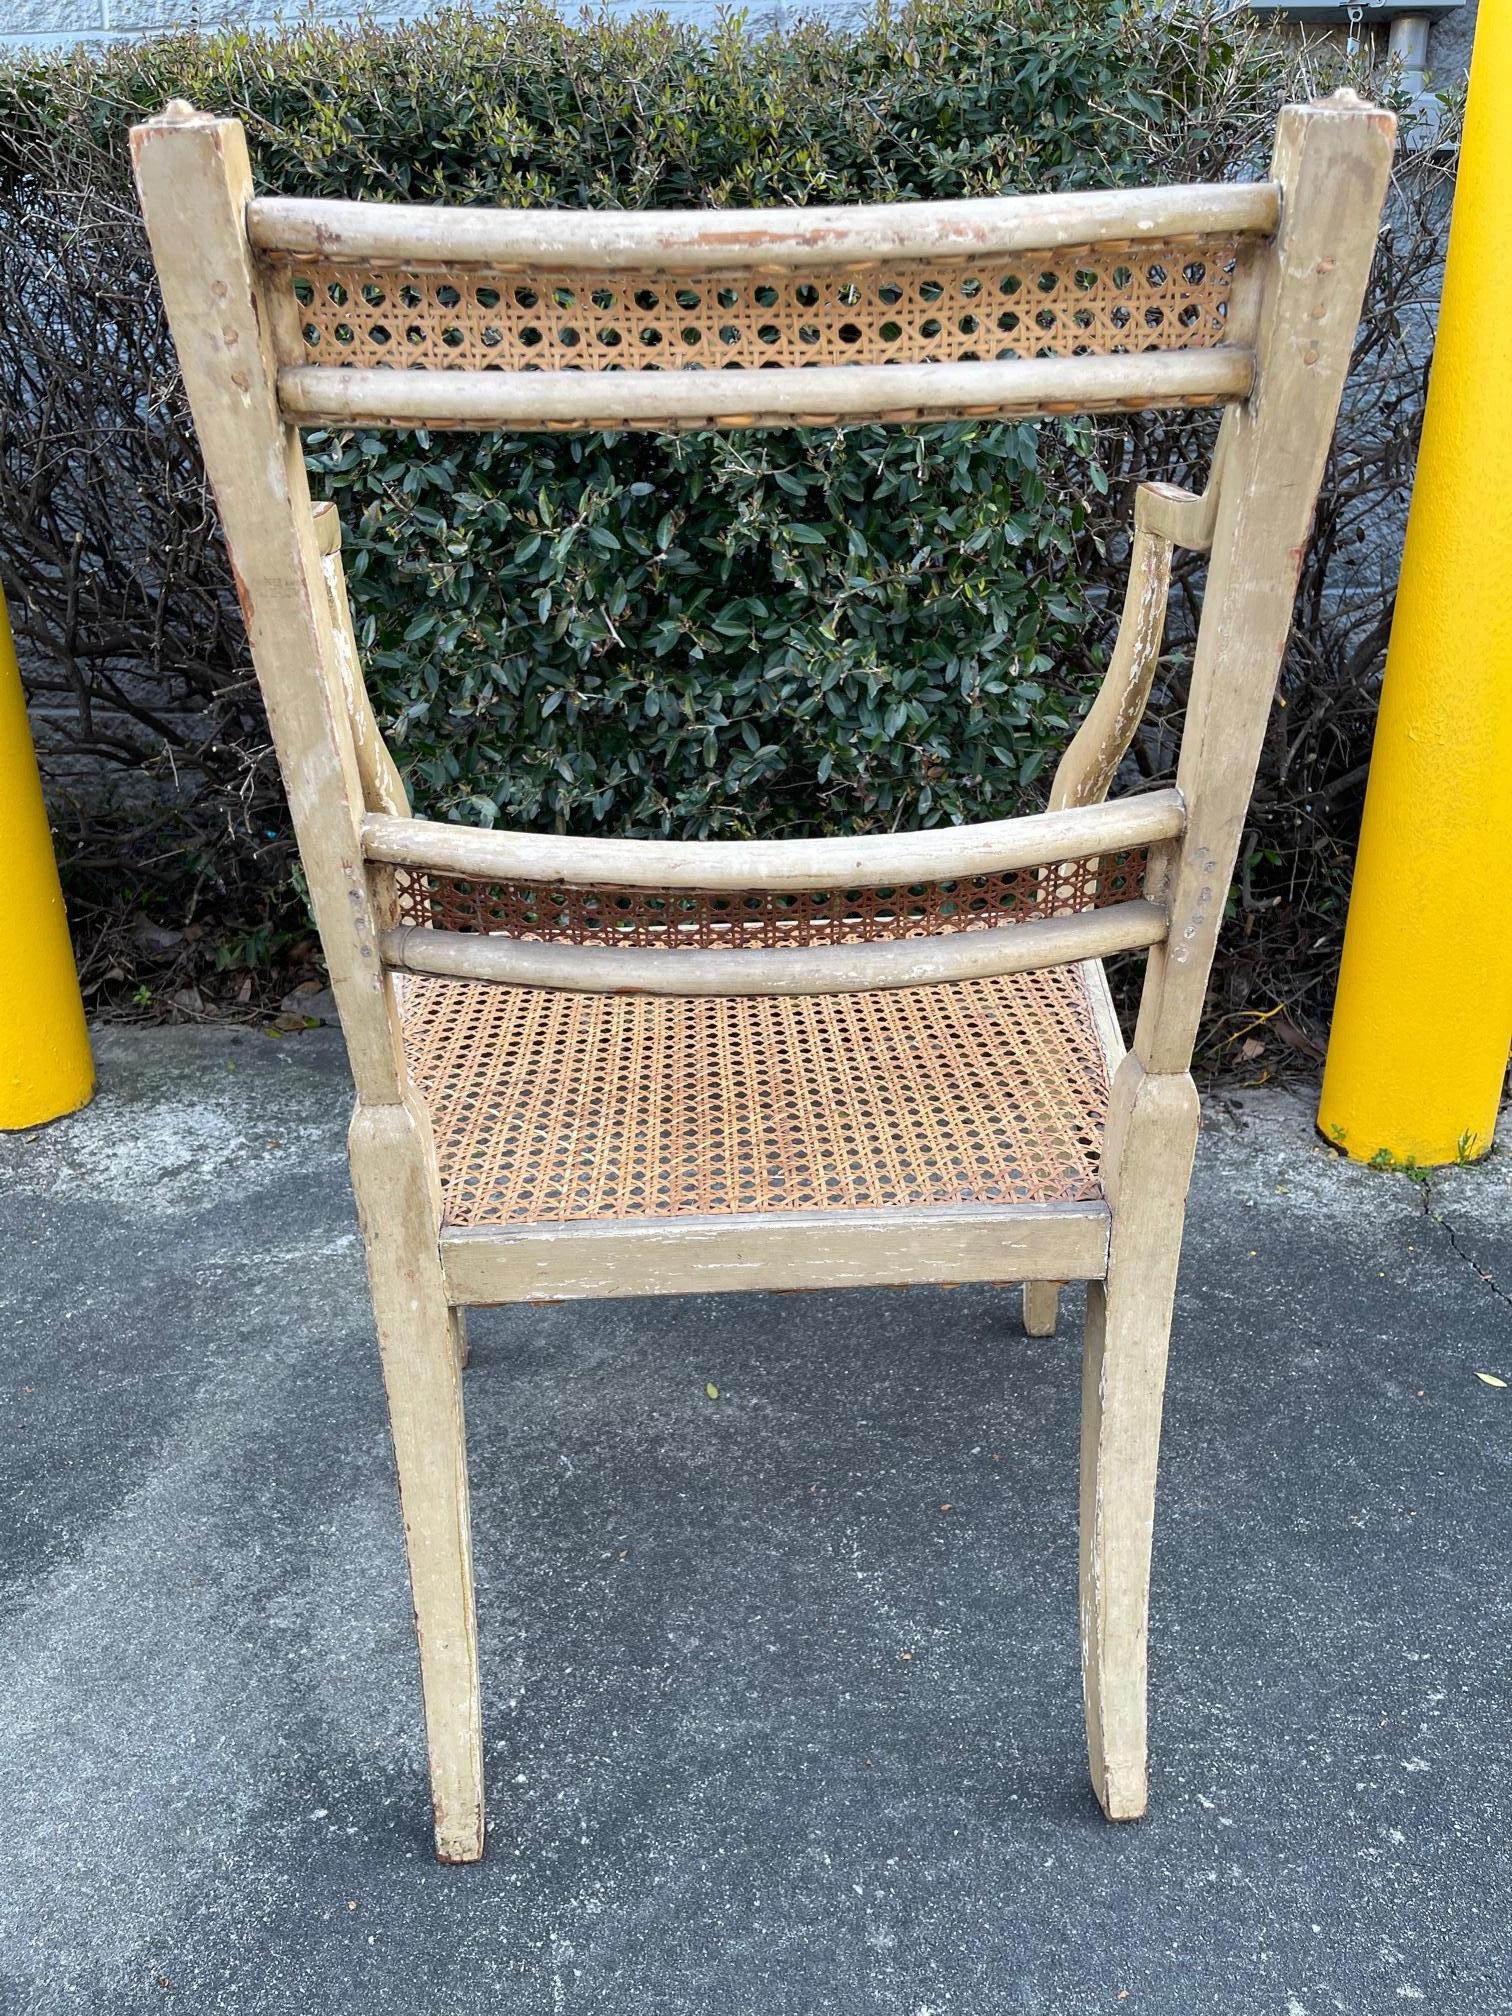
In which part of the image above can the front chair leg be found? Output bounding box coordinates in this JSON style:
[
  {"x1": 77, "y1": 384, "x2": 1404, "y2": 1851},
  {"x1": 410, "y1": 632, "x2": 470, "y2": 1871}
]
[
  {"x1": 1079, "y1": 1058, "x2": 1199, "y2": 1820},
  {"x1": 349, "y1": 1096, "x2": 484, "y2": 1862}
]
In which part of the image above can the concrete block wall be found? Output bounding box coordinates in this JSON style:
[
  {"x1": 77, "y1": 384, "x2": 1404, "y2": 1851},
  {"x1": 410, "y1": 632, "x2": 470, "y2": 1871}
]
[
  {"x1": 0, "y1": 0, "x2": 867, "y2": 51},
  {"x1": 0, "y1": 0, "x2": 1476, "y2": 65}
]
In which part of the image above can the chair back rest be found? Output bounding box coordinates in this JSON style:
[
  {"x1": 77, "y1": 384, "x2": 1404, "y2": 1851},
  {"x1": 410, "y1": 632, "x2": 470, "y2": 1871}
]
[
  {"x1": 131, "y1": 96, "x2": 1394, "y2": 1105},
  {"x1": 247, "y1": 181, "x2": 1275, "y2": 433}
]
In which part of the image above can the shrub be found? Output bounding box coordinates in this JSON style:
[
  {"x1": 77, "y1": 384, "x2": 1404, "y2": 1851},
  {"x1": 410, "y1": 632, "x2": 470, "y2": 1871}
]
[
  {"x1": 0, "y1": 1, "x2": 1455, "y2": 1059},
  {"x1": 311, "y1": 415, "x2": 1102, "y2": 838}
]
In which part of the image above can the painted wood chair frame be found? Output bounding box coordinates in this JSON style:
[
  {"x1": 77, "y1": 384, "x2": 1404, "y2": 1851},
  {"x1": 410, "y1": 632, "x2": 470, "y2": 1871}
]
[{"x1": 132, "y1": 93, "x2": 1393, "y2": 1862}]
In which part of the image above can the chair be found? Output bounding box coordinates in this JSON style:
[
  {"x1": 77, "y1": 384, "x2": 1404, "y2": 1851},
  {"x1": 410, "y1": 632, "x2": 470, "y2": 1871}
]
[{"x1": 132, "y1": 93, "x2": 1392, "y2": 1861}]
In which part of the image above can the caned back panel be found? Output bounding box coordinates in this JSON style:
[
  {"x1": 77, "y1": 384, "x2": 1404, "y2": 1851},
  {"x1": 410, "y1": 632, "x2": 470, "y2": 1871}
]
[
  {"x1": 130, "y1": 101, "x2": 1392, "y2": 1058},
  {"x1": 393, "y1": 850, "x2": 1150, "y2": 949},
  {"x1": 250, "y1": 194, "x2": 1253, "y2": 941},
  {"x1": 262, "y1": 235, "x2": 1249, "y2": 376}
]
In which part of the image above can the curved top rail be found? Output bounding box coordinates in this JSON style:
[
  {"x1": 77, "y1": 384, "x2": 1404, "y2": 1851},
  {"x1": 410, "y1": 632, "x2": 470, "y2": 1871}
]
[
  {"x1": 361, "y1": 787, "x2": 1184, "y2": 894},
  {"x1": 247, "y1": 182, "x2": 1279, "y2": 274}
]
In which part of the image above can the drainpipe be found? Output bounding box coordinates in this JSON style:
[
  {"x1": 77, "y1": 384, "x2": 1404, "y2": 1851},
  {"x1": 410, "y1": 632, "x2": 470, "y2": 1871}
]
[{"x1": 1387, "y1": 11, "x2": 1431, "y2": 88}]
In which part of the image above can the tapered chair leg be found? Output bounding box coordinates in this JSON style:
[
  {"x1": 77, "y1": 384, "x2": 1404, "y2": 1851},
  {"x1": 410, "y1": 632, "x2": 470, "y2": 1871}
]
[
  {"x1": 349, "y1": 1096, "x2": 484, "y2": 1862},
  {"x1": 1022, "y1": 1281, "x2": 1061, "y2": 1337},
  {"x1": 1079, "y1": 1058, "x2": 1199, "y2": 1820}
]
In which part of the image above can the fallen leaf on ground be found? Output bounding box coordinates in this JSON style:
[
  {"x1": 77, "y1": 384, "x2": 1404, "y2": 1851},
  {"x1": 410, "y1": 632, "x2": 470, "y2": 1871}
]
[{"x1": 1274, "y1": 1013, "x2": 1324, "y2": 1060}]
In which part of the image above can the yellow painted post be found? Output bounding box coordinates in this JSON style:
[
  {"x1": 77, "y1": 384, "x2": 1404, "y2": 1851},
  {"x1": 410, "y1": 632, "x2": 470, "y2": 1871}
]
[
  {"x1": 0, "y1": 585, "x2": 94, "y2": 1129},
  {"x1": 1318, "y1": 7, "x2": 1512, "y2": 1167}
]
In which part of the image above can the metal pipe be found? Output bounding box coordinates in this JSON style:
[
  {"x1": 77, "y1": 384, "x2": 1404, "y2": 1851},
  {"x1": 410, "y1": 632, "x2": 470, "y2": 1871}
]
[
  {"x1": 1320, "y1": 3, "x2": 1512, "y2": 1165},
  {"x1": 0, "y1": 587, "x2": 94, "y2": 1129},
  {"x1": 1389, "y1": 12, "x2": 1432, "y2": 94}
]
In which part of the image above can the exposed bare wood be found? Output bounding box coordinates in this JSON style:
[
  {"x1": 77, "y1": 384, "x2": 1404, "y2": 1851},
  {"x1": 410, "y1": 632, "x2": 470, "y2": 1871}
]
[
  {"x1": 310, "y1": 496, "x2": 342, "y2": 556},
  {"x1": 440, "y1": 1201, "x2": 1110, "y2": 1306},
  {"x1": 363, "y1": 789, "x2": 1184, "y2": 892},
  {"x1": 248, "y1": 181, "x2": 1281, "y2": 272},
  {"x1": 278, "y1": 350, "x2": 1252, "y2": 435}
]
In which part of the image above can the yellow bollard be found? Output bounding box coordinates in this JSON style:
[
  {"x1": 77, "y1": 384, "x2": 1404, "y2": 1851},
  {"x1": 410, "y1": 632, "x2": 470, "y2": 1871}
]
[
  {"x1": 0, "y1": 585, "x2": 94, "y2": 1129},
  {"x1": 1318, "y1": 7, "x2": 1512, "y2": 1168}
]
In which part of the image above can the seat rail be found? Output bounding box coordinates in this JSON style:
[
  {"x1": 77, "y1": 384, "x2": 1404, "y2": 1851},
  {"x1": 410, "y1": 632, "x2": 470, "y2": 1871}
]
[{"x1": 439, "y1": 1200, "x2": 1112, "y2": 1305}]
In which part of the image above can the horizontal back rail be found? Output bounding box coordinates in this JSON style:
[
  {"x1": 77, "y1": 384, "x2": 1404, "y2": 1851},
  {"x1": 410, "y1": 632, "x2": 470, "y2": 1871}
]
[
  {"x1": 247, "y1": 184, "x2": 1280, "y2": 271},
  {"x1": 381, "y1": 899, "x2": 1167, "y2": 997},
  {"x1": 362, "y1": 789, "x2": 1184, "y2": 891},
  {"x1": 278, "y1": 351, "x2": 1251, "y2": 433}
]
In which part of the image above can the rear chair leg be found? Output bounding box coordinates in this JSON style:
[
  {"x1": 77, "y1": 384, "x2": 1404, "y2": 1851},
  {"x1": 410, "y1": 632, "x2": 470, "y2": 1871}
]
[
  {"x1": 1022, "y1": 1281, "x2": 1062, "y2": 1337},
  {"x1": 349, "y1": 1096, "x2": 484, "y2": 1862},
  {"x1": 1079, "y1": 1058, "x2": 1199, "y2": 1820}
]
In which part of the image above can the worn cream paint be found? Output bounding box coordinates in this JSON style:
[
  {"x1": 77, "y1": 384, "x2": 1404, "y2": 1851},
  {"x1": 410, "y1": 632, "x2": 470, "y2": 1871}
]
[
  {"x1": 277, "y1": 348, "x2": 1254, "y2": 435},
  {"x1": 361, "y1": 787, "x2": 1186, "y2": 892},
  {"x1": 381, "y1": 899, "x2": 1169, "y2": 1000},
  {"x1": 247, "y1": 181, "x2": 1282, "y2": 271}
]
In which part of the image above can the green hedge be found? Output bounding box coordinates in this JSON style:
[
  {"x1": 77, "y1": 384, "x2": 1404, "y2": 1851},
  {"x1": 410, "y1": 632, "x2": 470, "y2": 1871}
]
[
  {"x1": 1, "y1": 0, "x2": 1296, "y2": 843},
  {"x1": 4, "y1": 2, "x2": 1440, "y2": 1051},
  {"x1": 313, "y1": 415, "x2": 1103, "y2": 835}
]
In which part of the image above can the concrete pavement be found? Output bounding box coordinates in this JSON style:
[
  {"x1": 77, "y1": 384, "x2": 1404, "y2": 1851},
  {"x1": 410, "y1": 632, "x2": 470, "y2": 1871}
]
[{"x1": 1, "y1": 1027, "x2": 1508, "y2": 2015}]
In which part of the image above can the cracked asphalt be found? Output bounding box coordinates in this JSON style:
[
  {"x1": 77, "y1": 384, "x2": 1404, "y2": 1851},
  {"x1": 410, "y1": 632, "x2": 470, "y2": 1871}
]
[{"x1": 1, "y1": 1026, "x2": 1509, "y2": 2015}]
